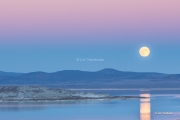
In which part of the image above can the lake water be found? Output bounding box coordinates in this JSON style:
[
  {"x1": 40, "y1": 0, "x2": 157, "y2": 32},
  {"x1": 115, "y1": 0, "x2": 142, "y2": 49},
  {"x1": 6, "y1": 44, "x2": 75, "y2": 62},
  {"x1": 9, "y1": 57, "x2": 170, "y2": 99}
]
[{"x1": 0, "y1": 90, "x2": 180, "y2": 120}]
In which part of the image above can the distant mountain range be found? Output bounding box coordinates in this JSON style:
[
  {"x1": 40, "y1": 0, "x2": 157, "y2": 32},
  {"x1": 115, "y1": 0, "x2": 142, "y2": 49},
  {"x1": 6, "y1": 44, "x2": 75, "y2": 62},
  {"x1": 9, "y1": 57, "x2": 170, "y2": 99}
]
[
  {"x1": 0, "y1": 71, "x2": 24, "y2": 77},
  {"x1": 0, "y1": 69, "x2": 180, "y2": 89}
]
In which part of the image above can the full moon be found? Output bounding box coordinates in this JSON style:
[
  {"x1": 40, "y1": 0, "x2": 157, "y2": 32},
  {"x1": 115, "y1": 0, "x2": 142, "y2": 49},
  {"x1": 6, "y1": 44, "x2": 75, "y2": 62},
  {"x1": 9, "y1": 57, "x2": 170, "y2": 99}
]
[{"x1": 139, "y1": 47, "x2": 150, "y2": 57}]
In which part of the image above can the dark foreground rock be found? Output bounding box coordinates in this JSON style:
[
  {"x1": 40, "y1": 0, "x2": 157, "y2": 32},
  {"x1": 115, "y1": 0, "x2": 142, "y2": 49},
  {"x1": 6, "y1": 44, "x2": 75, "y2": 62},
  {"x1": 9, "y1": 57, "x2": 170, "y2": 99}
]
[{"x1": 0, "y1": 86, "x2": 147, "y2": 102}]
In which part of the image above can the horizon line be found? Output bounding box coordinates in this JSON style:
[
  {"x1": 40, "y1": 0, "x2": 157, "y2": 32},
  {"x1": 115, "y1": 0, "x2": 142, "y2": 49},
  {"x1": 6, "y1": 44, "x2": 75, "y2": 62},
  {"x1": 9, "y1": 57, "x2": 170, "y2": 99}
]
[{"x1": 0, "y1": 68, "x2": 173, "y2": 75}]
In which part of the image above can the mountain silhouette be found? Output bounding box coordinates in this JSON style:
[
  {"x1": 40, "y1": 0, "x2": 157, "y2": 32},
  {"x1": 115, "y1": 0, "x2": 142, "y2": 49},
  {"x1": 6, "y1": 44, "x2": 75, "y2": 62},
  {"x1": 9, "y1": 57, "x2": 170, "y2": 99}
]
[{"x1": 0, "y1": 68, "x2": 179, "y2": 88}]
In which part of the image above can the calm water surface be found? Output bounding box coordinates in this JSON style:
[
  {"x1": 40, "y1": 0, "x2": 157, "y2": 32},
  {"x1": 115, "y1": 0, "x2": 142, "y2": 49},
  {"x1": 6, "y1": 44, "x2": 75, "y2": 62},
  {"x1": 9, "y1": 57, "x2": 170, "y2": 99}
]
[{"x1": 0, "y1": 90, "x2": 180, "y2": 120}]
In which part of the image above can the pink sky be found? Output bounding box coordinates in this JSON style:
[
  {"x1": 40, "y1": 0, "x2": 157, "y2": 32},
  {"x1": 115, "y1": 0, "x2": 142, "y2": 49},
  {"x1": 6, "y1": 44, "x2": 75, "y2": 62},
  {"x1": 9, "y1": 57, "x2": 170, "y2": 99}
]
[{"x1": 0, "y1": 0, "x2": 180, "y2": 44}]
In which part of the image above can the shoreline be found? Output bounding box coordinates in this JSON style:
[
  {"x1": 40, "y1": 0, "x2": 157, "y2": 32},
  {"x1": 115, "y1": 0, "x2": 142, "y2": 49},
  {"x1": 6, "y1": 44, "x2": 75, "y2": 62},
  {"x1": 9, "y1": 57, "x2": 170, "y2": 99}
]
[
  {"x1": 0, "y1": 96, "x2": 148, "y2": 103},
  {"x1": 69, "y1": 88, "x2": 180, "y2": 91},
  {"x1": 0, "y1": 86, "x2": 149, "y2": 103}
]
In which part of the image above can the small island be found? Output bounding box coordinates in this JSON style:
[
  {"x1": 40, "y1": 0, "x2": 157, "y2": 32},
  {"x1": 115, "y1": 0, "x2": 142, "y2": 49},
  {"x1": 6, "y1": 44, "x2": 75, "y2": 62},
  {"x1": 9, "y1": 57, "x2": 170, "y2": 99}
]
[{"x1": 0, "y1": 86, "x2": 147, "y2": 102}]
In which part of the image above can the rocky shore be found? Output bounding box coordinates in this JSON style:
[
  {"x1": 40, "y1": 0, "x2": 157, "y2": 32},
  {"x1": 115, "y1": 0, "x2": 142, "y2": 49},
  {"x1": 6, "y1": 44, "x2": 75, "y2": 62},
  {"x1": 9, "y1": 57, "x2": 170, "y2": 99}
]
[{"x1": 0, "y1": 86, "x2": 146, "y2": 102}]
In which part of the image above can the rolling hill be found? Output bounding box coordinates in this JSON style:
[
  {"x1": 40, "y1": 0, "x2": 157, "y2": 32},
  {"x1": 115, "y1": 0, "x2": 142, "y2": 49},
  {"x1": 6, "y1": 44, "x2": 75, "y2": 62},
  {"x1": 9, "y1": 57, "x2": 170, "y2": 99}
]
[{"x1": 0, "y1": 69, "x2": 179, "y2": 89}]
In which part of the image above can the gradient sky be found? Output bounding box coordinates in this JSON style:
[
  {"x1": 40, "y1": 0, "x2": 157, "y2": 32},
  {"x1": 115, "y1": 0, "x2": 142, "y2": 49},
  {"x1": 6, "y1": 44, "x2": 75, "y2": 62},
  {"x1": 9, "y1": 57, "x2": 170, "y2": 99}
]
[{"x1": 0, "y1": 0, "x2": 180, "y2": 73}]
